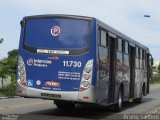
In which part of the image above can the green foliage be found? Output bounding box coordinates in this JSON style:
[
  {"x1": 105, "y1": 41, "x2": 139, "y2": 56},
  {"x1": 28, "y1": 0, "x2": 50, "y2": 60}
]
[
  {"x1": 0, "y1": 83, "x2": 16, "y2": 96},
  {"x1": 158, "y1": 62, "x2": 160, "y2": 73},
  {"x1": 0, "y1": 49, "x2": 18, "y2": 83},
  {"x1": 151, "y1": 73, "x2": 160, "y2": 84},
  {"x1": 0, "y1": 38, "x2": 3, "y2": 43},
  {"x1": 0, "y1": 38, "x2": 17, "y2": 96}
]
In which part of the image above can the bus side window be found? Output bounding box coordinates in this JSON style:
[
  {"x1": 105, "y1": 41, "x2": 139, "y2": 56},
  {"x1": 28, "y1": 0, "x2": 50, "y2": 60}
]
[
  {"x1": 100, "y1": 30, "x2": 107, "y2": 47},
  {"x1": 140, "y1": 49, "x2": 143, "y2": 69},
  {"x1": 98, "y1": 46, "x2": 109, "y2": 80},
  {"x1": 122, "y1": 40, "x2": 125, "y2": 53},
  {"x1": 125, "y1": 42, "x2": 129, "y2": 54},
  {"x1": 117, "y1": 38, "x2": 122, "y2": 51},
  {"x1": 142, "y1": 50, "x2": 145, "y2": 69},
  {"x1": 124, "y1": 54, "x2": 129, "y2": 67},
  {"x1": 136, "y1": 47, "x2": 140, "y2": 68},
  {"x1": 122, "y1": 40, "x2": 128, "y2": 54},
  {"x1": 121, "y1": 40, "x2": 129, "y2": 67},
  {"x1": 98, "y1": 29, "x2": 101, "y2": 44}
]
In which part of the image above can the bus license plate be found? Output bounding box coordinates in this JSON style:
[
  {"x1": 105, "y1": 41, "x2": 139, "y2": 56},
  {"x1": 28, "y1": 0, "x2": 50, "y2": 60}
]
[{"x1": 41, "y1": 93, "x2": 61, "y2": 98}]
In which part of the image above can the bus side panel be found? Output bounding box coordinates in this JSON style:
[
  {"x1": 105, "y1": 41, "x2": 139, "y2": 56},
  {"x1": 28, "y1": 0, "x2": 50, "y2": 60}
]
[
  {"x1": 134, "y1": 69, "x2": 141, "y2": 98},
  {"x1": 77, "y1": 19, "x2": 97, "y2": 103}
]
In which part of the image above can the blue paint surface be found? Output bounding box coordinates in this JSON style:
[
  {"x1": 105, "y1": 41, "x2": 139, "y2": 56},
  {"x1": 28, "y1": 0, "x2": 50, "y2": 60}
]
[{"x1": 18, "y1": 17, "x2": 97, "y2": 91}]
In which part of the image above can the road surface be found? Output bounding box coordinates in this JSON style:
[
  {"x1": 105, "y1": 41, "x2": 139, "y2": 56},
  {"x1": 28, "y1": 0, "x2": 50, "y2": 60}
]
[{"x1": 0, "y1": 84, "x2": 160, "y2": 120}]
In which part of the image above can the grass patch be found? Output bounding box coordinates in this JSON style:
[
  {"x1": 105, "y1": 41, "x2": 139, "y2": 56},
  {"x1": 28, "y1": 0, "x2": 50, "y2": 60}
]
[
  {"x1": 151, "y1": 73, "x2": 160, "y2": 84},
  {"x1": 0, "y1": 83, "x2": 16, "y2": 96}
]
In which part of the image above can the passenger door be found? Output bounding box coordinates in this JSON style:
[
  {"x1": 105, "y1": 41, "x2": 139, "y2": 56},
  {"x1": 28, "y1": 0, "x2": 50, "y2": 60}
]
[{"x1": 97, "y1": 29, "x2": 110, "y2": 104}]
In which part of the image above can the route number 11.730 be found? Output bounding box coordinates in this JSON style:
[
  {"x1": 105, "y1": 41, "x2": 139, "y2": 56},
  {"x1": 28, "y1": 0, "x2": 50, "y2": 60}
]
[{"x1": 63, "y1": 61, "x2": 81, "y2": 68}]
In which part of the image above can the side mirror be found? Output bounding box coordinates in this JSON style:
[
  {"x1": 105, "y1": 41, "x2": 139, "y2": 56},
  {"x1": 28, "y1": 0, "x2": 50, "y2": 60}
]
[
  {"x1": 151, "y1": 58, "x2": 154, "y2": 66},
  {"x1": 20, "y1": 20, "x2": 24, "y2": 28}
]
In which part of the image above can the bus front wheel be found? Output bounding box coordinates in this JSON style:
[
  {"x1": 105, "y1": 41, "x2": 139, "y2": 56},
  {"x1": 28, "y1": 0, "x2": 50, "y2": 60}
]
[{"x1": 54, "y1": 100, "x2": 75, "y2": 109}]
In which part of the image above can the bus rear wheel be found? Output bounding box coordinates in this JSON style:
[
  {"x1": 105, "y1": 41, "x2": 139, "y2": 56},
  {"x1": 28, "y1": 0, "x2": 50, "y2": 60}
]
[
  {"x1": 115, "y1": 88, "x2": 123, "y2": 112},
  {"x1": 54, "y1": 100, "x2": 75, "y2": 109}
]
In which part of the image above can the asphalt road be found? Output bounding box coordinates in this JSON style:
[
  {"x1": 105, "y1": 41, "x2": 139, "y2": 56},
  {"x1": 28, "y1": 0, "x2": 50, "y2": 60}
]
[{"x1": 0, "y1": 84, "x2": 160, "y2": 120}]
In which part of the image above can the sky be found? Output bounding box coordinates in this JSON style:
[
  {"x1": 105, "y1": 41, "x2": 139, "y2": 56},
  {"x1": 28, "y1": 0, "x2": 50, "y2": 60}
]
[{"x1": 0, "y1": 0, "x2": 160, "y2": 60}]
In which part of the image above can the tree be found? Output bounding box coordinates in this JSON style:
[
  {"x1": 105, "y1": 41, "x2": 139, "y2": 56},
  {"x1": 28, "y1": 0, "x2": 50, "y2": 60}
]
[
  {"x1": 0, "y1": 49, "x2": 18, "y2": 85},
  {"x1": 0, "y1": 38, "x2": 4, "y2": 88},
  {"x1": 0, "y1": 61, "x2": 7, "y2": 88},
  {"x1": 158, "y1": 62, "x2": 160, "y2": 73},
  {"x1": 0, "y1": 38, "x2": 3, "y2": 43}
]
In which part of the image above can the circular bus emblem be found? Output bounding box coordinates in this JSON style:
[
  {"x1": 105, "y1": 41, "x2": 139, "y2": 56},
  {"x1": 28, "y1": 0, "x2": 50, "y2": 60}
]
[
  {"x1": 36, "y1": 80, "x2": 41, "y2": 85},
  {"x1": 51, "y1": 26, "x2": 61, "y2": 36},
  {"x1": 27, "y1": 58, "x2": 33, "y2": 66}
]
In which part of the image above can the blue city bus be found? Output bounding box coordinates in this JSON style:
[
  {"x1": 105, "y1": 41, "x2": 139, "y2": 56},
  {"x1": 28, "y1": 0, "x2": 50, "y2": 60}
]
[{"x1": 17, "y1": 15, "x2": 153, "y2": 111}]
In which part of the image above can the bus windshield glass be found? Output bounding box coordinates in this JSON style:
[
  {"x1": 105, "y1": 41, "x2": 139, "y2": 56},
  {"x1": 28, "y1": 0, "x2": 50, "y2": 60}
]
[{"x1": 24, "y1": 18, "x2": 89, "y2": 49}]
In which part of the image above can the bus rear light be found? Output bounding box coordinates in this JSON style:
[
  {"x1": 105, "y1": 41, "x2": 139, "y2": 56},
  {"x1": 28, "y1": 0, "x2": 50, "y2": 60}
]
[
  {"x1": 82, "y1": 81, "x2": 90, "y2": 87},
  {"x1": 85, "y1": 67, "x2": 92, "y2": 73},
  {"x1": 18, "y1": 56, "x2": 27, "y2": 87},
  {"x1": 83, "y1": 96, "x2": 89, "y2": 99},
  {"x1": 80, "y1": 81, "x2": 91, "y2": 90},
  {"x1": 80, "y1": 86, "x2": 88, "y2": 91},
  {"x1": 17, "y1": 89, "x2": 22, "y2": 94},
  {"x1": 20, "y1": 69, "x2": 25, "y2": 75},
  {"x1": 20, "y1": 82, "x2": 27, "y2": 86},
  {"x1": 80, "y1": 87, "x2": 86, "y2": 91},
  {"x1": 19, "y1": 76, "x2": 25, "y2": 82},
  {"x1": 83, "y1": 74, "x2": 91, "y2": 80},
  {"x1": 19, "y1": 63, "x2": 24, "y2": 69},
  {"x1": 79, "y1": 59, "x2": 93, "y2": 91}
]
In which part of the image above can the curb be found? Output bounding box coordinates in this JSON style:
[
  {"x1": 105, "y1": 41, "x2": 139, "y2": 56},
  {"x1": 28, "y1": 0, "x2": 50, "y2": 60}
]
[{"x1": 0, "y1": 96, "x2": 21, "y2": 99}]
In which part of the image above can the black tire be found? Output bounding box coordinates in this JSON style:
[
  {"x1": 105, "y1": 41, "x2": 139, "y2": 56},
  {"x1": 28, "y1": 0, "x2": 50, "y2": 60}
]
[
  {"x1": 115, "y1": 88, "x2": 123, "y2": 112},
  {"x1": 55, "y1": 100, "x2": 75, "y2": 109}
]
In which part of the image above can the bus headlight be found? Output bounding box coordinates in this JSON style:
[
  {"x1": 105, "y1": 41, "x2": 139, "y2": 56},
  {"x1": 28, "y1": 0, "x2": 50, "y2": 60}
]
[{"x1": 80, "y1": 59, "x2": 93, "y2": 91}]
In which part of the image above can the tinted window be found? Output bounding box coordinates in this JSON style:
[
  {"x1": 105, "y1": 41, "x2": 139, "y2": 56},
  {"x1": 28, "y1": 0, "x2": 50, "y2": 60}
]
[
  {"x1": 99, "y1": 46, "x2": 109, "y2": 80},
  {"x1": 25, "y1": 18, "x2": 89, "y2": 49},
  {"x1": 116, "y1": 52, "x2": 123, "y2": 77},
  {"x1": 136, "y1": 47, "x2": 139, "y2": 57},
  {"x1": 100, "y1": 30, "x2": 107, "y2": 46},
  {"x1": 124, "y1": 54, "x2": 129, "y2": 67},
  {"x1": 125, "y1": 42, "x2": 128, "y2": 54},
  {"x1": 122, "y1": 40, "x2": 125, "y2": 52},
  {"x1": 117, "y1": 38, "x2": 122, "y2": 51},
  {"x1": 140, "y1": 49, "x2": 142, "y2": 59},
  {"x1": 98, "y1": 29, "x2": 101, "y2": 44},
  {"x1": 140, "y1": 59, "x2": 143, "y2": 69},
  {"x1": 136, "y1": 58, "x2": 139, "y2": 68},
  {"x1": 117, "y1": 52, "x2": 123, "y2": 66}
]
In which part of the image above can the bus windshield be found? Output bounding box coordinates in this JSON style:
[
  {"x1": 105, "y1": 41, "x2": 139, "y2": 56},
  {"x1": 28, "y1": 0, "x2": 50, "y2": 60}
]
[{"x1": 24, "y1": 18, "x2": 89, "y2": 50}]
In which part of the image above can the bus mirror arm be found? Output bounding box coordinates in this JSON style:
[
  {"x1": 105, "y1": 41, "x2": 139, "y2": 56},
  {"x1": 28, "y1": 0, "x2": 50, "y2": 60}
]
[
  {"x1": 150, "y1": 54, "x2": 154, "y2": 66},
  {"x1": 151, "y1": 58, "x2": 154, "y2": 66},
  {"x1": 20, "y1": 20, "x2": 24, "y2": 28}
]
